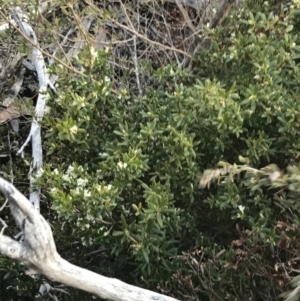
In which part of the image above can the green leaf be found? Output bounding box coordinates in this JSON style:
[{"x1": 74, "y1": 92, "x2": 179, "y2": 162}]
[
  {"x1": 112, "y1": 231, "x2": 124, "y2": 237},
  {"x1": 142, "y1": 248, "x2": 149, "y2": 264},
  {"x1": 157, "y1": 213, "x2": 163, "y2": 228}
]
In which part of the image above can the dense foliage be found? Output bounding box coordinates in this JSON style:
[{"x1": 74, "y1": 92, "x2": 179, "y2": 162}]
[{"x1": 2, "y1": 0, "x2": 300, "y2": 300}]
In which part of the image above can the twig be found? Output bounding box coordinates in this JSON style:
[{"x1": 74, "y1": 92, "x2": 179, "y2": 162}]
[
  {"x1": 82, "y1": 0, "x2": 192, "y2": 58},
  {"x1": 120, "y1": 1, "x2": 135, "y2": 30},
  {"x1": 113, "y1": 19, "x2": 191, "y2": 58},
  {"x1": 0, "y1": 198, "x2": 8, "y2": 211},
  {"x1": 17, "y1": 131, "x2": 32, "y2": 155},
  {"x1": 7, "y1": 131, "x2": 15, "y2": 181},
  {"x1": 133, "y1": 35, "x2": 142, "y2": 96},
  {"x1": 49, "y1": 27, "x2": 76, "y2": 66},
  {"x1": 174, "y1": 0, "x2": 196, "y2": 33},
  {"x1": 0, "y1": 10, "x2": 85, "y2": 78},
  {"x1": 0, "y1": 217, "x2": 8, "y2": 235}
]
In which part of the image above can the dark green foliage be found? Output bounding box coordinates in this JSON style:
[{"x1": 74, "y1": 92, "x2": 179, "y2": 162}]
[
  {"x1": 0, "y1": 259, "x2": 39, "y2": 301},
  {"x1": 3, "y1": 0, "x2": 300, "y2": 300},
  {"x1": 35, "y1": 1, "x2": 300, "y2": 299}
]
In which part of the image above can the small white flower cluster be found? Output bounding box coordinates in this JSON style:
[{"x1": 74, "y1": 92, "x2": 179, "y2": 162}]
[
  {"x1": 70, "y1": 125, "x2": 78, "y2": 135},
  {"x1": 49, "y1": 164, "x2": 94, "y2": 199},
  {"x1": 55, "y1": 94, "x2": 64, "y2": 104},
  {"x1": 77, "y1": 178, "x2": 89, "y2": 187},
  {"x1": 72, "y1": 95, "x2": 85, "y2": 108},
  {"x1": 117, "y1": 161, "x2": 128, "y2": 169},
  {"x1": 95, "y1": 183, "x2": 113, "y2": 194},
  {"x1": 99, "y1": 152, "x2": 109, "y2": 157},
  {"x1": 97, "y1": 76, "x2": 111, "y2": 96},
  {"x1": 117, "y1": 88, "x2": 129, "y2": 100},
  {"x1": 35, "y1": 167, "x2": 44, "y2": 178},
  {"x1": 90, "y1": 47, "x2": 98, "y2": 62},
  {"x1": 73, "y1": 187, "x2": 92, "y2": 198},
  {"x1": 237, "y1": 205, "x2": 245, "y2": 219},
  {"x1": 50, "y1": 187, "x2": 59, "y2": 194},
  {"x1": 62, "y1": 165, "x2": 84, "y2": 183},
  {"x1": 52, "y1": 168, "x2": 59, "y2": 175}
]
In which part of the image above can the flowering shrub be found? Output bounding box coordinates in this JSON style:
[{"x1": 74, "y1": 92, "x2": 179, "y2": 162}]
[
  {"x1": 37, "y1": 2, "x2": 300, "y2": 298},
  {"x1": 2, "y1": 0, "x2": 300, "y2": 300}
]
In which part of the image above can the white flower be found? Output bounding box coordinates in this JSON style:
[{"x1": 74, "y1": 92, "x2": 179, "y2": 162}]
[
  {"x1": 36, "y1": 168, "x2": 44, "y2": 178},
  {"x1": 238, "y1": 205, "x2": 245, "y2": 214},
  {"x1": 237, "y1": 205, "x2": 246, "y2": 219},
  {"x1": 269, "y1": 171, "x2": 280, "y2": 182},
  {"x1": 66, "y1": 165, "x2": 75, "y2": 175},
  {"x1": 62, "y1": 174, "x2": 71, "y2": 182},
  {"x1": 117, "y1": 161, "x2": 127, "y2": 169},
  {"x1": 84, "y1": 190, "x2": 91, "y2": 198},
  {"x1": 70, "y1": 125, "x2": 78, "y2": 134},
  {"x1": 90, "y1": 47, "x2": 98, "y2": 61},
  {"x1": 99, "y1": 152, "x2": 108, "y2": 157},
  {"x1": 95, "y1": 184, "x2": 102, "y2": 193},
  {"x1": 53, "y1": 168, "x2": 59, "y2": 175},
  {"x1": 50, "y1": 187, "x2": 59, "y2": 194},
  {"x1": 77, "y1": 178, "x2": 88, "y2": 187}
]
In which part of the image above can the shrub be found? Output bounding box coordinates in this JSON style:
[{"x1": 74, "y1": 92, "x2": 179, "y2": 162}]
[{"x1": 3, "y1": 0, "x2": 300, "y2": 300}]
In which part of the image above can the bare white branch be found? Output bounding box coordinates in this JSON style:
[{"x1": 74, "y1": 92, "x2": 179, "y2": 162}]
[{"x1": 10, "y1": 9, "x2": 50, "y2": 212}]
